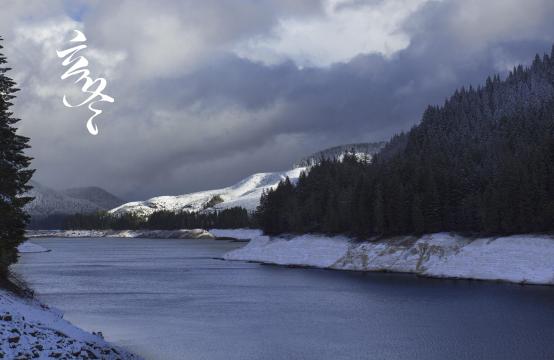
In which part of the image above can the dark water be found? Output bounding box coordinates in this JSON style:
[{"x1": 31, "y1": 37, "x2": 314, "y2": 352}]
[{"x1": 12, "y1": 238, "x2": 554, "y2": 360}]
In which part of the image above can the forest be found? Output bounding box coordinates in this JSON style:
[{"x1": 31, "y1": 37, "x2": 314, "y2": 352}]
[
  {"x1": 33, "y1": 207, "x2": 254, "y2": 230},
  {"x1": 256, "y1": 49, "x2": 554, "y2": 238}
]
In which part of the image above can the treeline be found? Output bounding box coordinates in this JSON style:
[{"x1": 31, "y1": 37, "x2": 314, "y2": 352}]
[
  {"x1": 31, "y1": 207, "x2": 254, "y2": 230},
  {"x1": 257, "y1": 48, "x2": 554, "y2": 238},
  {"x1": 145, "y1": 207, "x2": 253, "y2": 229}
]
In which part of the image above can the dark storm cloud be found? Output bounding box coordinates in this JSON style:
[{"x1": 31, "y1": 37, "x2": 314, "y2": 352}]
[
  {"x1": 141, "y1": 0, "x2": 554, "y2": 168},
  {"x1": 4, "y1": 0, "x2": 554, "y2": 200}
]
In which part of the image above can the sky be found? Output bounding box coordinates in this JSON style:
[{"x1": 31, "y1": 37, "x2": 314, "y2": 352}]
[{"x1": 2, "y1": 0, "x2": 554, "y2": 200}]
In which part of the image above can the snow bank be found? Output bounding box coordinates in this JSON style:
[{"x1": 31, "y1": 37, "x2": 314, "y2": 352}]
[
  {"x1": 0, "y1": 289, "x2": 139, "y2": 359},
  {"x1": 226, "y1": 234, "x2": 351, "y2": 267},
  {"x1": 26, "y1": 229, "x2": 214, "y2": 240},
  {"x1": 17, "y1": 241, "x2": 49, "y2": 253},
  {"x1": 224, "y1": 233, "x2": 554, "y2": 285}
]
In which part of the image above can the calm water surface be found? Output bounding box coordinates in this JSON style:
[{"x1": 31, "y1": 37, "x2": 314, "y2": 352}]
[{"x1": 12, "y1": 238, "x2": 554, "y2": 360}]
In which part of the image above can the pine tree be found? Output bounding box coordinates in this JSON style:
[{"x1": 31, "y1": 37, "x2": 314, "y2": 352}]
[{"x1": 0, "y1": 37, "x2": 34, "y2": 274}]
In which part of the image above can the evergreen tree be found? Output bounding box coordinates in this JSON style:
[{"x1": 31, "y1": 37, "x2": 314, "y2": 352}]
[{"x1": 0, "y1": 37, "x2": 34, "y2": 274}]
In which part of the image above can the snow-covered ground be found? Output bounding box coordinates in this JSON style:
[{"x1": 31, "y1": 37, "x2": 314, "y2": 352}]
[
  {"x1": 0, "y1": 289, "x2": 139, "y2": 359},
  {"x1": 26, "y1": 229, "x2": 214, "y2": 239},
  {"x1": 224, "y1": 232, "x2": 554, "y2": 285},
  {"x1": 110, "y1": 168, "x2": 306, "y2": 217}
]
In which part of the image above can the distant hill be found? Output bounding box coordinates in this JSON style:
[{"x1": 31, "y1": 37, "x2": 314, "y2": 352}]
[
  {"x1": 294, "y1": 142, "x2": 386, "y2": 168},
  {"x1": 110, "y1": 142, "x2": 386, "y2": 217},
  {"x1": 110, "y1": 168, "x2": 306, "y2": 217},
  {"x1": 61, "y1": 186, "x2": 123, "y2": 210},
  {"x1": 25, "y1": 181, "x2": 123, "y2": 217}
]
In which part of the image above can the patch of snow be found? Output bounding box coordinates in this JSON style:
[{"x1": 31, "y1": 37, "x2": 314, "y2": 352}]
[
  {"x1": 17, "y1": 242, "x2": 49, "y2": 253},
  {"x1": 224, "y1": 232, "x2": 554, "y2": 285},
  {"x1": 0, "y1": 289, "x2": 139, "y2": 359}
]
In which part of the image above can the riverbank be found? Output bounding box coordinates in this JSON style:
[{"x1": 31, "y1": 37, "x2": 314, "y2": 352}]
[
  {"x1": 0, "y1": 287, "x2": 140, "y2": 359},
  {"x1": 27, "y1": 229, "x2": 214, "y2": 239},
  {"x1": 223, "y1": 231, "x2": 554, "y2": 285}
]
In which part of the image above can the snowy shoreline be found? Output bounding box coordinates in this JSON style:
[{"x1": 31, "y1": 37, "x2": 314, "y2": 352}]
[
  {"x1": 223, "y1": 231, "x2": 554, "y2": 285},
  {"x1": 0, "y1": 288, "x2": 140, "y2": 359}
]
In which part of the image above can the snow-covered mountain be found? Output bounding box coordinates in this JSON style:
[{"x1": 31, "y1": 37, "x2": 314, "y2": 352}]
[
  {"x1": 25, "y1": 181, "x2": 123, "y2": 217},
  {"x1": 294, "y1": 142, "x2": 385, "y2": 168},
  {"x1": 61, "y1": 186, "x2": 123, "y2": 210},
  {"x1": 110, "y1": 142, "x2": 385, "y2": 217},
  {"x1": 110, "y1": 167, "x2": 306, "y2": 217}
]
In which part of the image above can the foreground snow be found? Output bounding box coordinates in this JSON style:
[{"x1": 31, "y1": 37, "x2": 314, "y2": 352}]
[
  {"x1": 0, "y1": 289, "x2": 139, "y2": 359},
  {"x1": 224, "y1": 232, "x2": 554, "y2": 285},
  {"x1": 27, "y1": 229, "x2": 214, "y2": 239}
]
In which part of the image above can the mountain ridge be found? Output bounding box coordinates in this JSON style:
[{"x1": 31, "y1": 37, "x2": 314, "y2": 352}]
[
  {"x1": 110, "y1": 142, "x2": 385, "y2": 217},
  {"x1": 110, "y1": 167, "x2": 306, "y2": 217},
  {"x1": 61, "y1": 186, "x2": 123, "y2": 210},
  {"x1": 25, "y1": 181, "x2": 124, "y2": 217}
]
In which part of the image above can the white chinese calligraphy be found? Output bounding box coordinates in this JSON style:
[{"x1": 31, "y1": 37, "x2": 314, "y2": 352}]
[{"x1": 57, "y1": 30, "x2": 114, "y2": 135}]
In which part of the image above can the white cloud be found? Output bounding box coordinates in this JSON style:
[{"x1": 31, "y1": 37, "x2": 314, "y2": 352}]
[
  {"x1": 449, "y1": 0, "x2": 552, "y2": 49},
  {"x1": 234, "y1": 0, "x2": 430, "y2": 68},
  {"x1": 83, "y1": 0, "x2": 314, "y2": 80},
  {"x1": 87, "y1": 3, "x2": 210, "y2": 80}
]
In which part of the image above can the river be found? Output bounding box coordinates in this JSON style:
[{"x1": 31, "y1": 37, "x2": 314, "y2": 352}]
[{"x1": 12, "y1": 237, "x2": 554, "y2": 360}]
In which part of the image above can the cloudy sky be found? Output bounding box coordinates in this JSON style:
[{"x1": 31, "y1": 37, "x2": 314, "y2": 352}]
[{"x1": 2, "y1": 0, "x2": 554, "y2": 200}]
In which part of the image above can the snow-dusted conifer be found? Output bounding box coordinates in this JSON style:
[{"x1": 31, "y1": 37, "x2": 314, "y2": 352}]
[{"x1": 0, "y1": 37, "x2": 34, "y2": 274}]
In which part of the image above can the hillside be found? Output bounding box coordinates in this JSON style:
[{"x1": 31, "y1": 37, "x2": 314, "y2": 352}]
[
  {"x1": 109, "y1": 142, "x2": 385, "y2": 217},
  {"x1": 25, "y1": 181, "x2": 123, "y2": 217},
  {"x1": 62, "y1": 186, "x2": 123, "y2": 209},
  {"x1": 110, "y1": 168, "x2": 306, "y2": 217},
  {"x1": 24, "y1": 181, "x2": 103, "y2": 217},
  {"x1": 257, "y1": 47, "x2": 554, "y2": 237}
]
